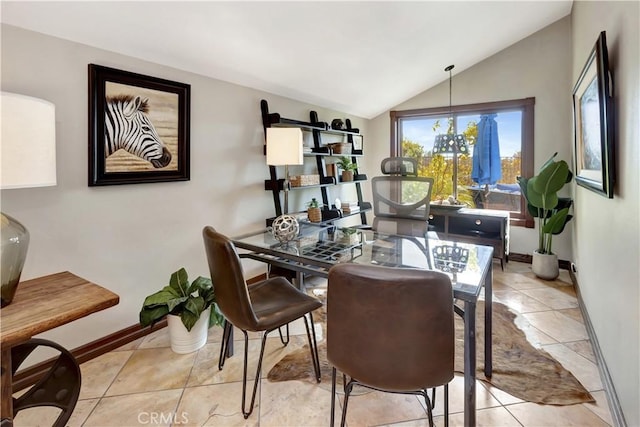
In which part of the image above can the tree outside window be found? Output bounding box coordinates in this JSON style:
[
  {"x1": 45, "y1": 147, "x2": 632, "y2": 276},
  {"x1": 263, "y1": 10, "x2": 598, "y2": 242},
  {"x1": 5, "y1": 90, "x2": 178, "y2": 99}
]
[{"x1": 390, "y1": 98, "x2": 534, "y2": 227}]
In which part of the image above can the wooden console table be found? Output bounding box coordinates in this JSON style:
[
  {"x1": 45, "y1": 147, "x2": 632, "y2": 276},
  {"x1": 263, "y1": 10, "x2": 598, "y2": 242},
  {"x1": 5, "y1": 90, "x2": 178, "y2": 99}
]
[
  {"x1": 0, "y1": 272, "x2": 119, "y2": 426},
  {"x1": 430, "y1": 207, "x2": 510, "y2": 268}
]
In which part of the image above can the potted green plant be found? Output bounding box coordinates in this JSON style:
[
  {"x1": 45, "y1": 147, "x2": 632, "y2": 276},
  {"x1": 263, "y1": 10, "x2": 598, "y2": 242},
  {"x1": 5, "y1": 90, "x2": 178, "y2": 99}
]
[
  {"x1": 339, "y1": 227, "x2": 359, "y2": 245},
  {"x1": 307, "y1": 198, "x2": 322, "y2": 223},
  {"x1": 337, "y1": 156, "x2": 357, "y2": 182},
  {"x1": 139, "y1": 267, "x2": 224, "y2": 353},
  {"x1": 517, "y1": 153, "x2": 573, "y2": 280}
]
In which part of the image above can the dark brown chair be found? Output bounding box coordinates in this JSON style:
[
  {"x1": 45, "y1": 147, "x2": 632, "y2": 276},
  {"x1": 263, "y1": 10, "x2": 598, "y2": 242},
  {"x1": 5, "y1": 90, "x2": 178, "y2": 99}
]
[
  {"x1": 202, "y1": 226, "x2": 322, "y2": 418},
  {"x1": 327, "y1": 263, "x2": 454, "y2": 427}
]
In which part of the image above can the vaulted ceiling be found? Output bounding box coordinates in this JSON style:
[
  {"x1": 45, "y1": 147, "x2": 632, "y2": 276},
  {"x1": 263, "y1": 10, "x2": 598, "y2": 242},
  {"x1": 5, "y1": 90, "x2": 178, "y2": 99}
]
[{"x1": 1, "y1": 1, "x2": 573, "y2": 118}]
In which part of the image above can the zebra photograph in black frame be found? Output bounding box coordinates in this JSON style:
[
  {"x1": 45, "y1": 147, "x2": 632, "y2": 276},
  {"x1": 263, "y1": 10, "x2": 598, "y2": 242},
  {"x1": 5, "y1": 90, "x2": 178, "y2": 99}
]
[{"x1": 88, "y1": 64, "x2": 190, "y2": 186}]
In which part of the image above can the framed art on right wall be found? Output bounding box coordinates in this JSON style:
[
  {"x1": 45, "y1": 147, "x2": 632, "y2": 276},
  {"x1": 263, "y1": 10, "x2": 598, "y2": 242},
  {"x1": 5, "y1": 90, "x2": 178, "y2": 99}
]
[{"x1": 572, "y1": 31, "x2": 614, "y2": 198}]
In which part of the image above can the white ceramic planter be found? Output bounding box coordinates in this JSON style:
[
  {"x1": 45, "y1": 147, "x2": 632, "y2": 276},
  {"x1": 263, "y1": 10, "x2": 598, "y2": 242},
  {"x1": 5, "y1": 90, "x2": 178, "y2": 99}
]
[
  {"x1": 167, "y1": 307, "x2": 210, "y2": 354},
  {"x1": 532, "y1": 251, "x2": 559, "y2": 280}
]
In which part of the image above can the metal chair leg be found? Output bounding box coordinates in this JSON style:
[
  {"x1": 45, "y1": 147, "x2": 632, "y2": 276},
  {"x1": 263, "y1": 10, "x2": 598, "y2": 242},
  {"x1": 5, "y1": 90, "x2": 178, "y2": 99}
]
[
  {"x1": 302, "y1": 312, "x2": 321, "y2": 382},
  {"x1": 340, "y1": 375, "x2": 353, "y2": 427},
  {"x1": 423, "y1": 388, "x2": 434, "y2": 427},
  {"x1": 431, "y1": 386, "x2": 437, "y2": 410},
  {"x1": 218, "y1": 320, "x2": 232, "y2": 370},
  {"x1": 277, "y1": 323, "x2": 290, "y2": 346},
  {"x1": 240, "y1": 330, "x2": 268, "y2": 419},
  {"x1": 444, "y1": 383, "x2": 449, "y2": 427},
  {"x1": 330, "y1": 367, "x2": 337, "y2": 427}
]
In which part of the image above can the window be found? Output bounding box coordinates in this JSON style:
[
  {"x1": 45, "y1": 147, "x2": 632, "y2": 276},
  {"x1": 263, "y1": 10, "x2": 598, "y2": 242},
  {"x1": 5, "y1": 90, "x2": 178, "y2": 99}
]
[{"x1": 390, "y1": 98, "x2": 534, "y2": 227}]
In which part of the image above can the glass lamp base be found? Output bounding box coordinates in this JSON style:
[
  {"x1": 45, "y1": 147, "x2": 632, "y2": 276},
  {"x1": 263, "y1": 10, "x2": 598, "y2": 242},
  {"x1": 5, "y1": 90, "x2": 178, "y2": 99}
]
[{"x1": 1, "y1": 212, "x2": 30, "y2": 307}]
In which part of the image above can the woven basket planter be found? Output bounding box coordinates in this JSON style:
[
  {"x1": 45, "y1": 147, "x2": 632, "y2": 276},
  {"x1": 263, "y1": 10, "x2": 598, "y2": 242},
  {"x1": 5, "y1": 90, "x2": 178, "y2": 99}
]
[{"x1": 307, "y1": 207, "x2": 322, "y2": 223}]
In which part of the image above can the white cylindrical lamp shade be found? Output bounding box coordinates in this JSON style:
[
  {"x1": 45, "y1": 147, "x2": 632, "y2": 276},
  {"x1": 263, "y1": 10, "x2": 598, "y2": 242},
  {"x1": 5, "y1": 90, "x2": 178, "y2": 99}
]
[
  {"x1": 266, "y1": 128, "x2": 303, "y2": 166},
  {"x1": 1, "y1": 92, "x2": 57, "y2": 189}
]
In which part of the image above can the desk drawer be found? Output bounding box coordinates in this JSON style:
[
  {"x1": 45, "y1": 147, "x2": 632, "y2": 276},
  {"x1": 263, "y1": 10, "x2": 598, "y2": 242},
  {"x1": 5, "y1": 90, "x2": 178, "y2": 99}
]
[
  {"x1": 448, "y1": 215, "x2": 502, "y2": 239},
  {"x1": 428, "y1": 214, "x2": 446, "y2": 233}
]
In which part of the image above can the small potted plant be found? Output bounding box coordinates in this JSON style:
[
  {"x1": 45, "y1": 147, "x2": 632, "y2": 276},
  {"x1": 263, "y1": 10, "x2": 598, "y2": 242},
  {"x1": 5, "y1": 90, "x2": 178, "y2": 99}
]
[
  {"x1": 307, "y1": 198, "x2": 322, "y2": 223},
  {"x1": 517, "y1": 153, "x2": 573, "y2": 280},
  {"x1": 339, "y1": 227, "x2": 360, "y2": 245},
  {"x1": 337, "y1": 156, "x2": 357, "y2": 182},
  {"x1": 139, "y1": 267, "x2": 224, "y2": 353}
]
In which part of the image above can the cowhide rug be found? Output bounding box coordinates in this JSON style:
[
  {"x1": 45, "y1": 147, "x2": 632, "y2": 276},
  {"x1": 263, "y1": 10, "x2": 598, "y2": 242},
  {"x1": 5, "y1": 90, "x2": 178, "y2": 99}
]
[{"x1": 267, "y1": 300, "x2": 595, "y2": 405}]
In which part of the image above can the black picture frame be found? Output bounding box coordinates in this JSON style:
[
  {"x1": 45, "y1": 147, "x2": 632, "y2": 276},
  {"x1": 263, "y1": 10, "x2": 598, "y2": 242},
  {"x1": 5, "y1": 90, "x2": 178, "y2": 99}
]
[
  {"x1": 89, "y1": 64, "x2": 190, "y2": 186},
  {"x1": 572, "y1": 31, "x2": 614, "y2": 198}
]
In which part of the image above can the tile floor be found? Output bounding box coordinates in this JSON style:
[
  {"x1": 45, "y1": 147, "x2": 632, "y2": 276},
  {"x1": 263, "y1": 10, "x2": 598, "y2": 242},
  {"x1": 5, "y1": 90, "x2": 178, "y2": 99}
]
[{"x1": 14, "y1": 261, "x2": 614, "y2": 426}]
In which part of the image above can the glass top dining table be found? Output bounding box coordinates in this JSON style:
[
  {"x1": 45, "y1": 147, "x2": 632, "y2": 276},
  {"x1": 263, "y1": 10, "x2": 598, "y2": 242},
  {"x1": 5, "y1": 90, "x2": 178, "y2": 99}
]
[{"x1": 232, "y1": 223, "x2": 493, "y2": 427}]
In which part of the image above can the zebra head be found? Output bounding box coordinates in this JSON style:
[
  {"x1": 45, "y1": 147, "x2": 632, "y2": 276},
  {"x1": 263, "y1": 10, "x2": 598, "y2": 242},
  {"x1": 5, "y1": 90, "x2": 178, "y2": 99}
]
[{"x1": 105, "y1": 95, "x2": 172, "y2": 168}]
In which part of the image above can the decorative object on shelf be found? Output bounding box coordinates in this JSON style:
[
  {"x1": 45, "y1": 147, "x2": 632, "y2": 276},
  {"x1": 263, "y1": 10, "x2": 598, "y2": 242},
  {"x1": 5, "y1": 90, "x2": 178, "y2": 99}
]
[
  {"x1": 340, "y1": 200, "x2": 360, "y2": 215},
  {"x1": 290, "y1": 174, "x2": 320, "y2": 187},
  {"x1": 517, "y1": 152, "x2": 573, "y2": 280},
  {"x1": 307, "y1": 198, "x2": 322, "y2": 223},
  {"x1": 139, "y1": 267, "x2": 224, "y2": 353},
  {"x1": 339, "y1": 227, "x2": 360, "y2": 245},
  {"x1": 271, "y1": 214, "x2": 300, "y2": 243},
  {"x1": 326, "y1": 163, "x2": 337, "y2": 178},
  {"x1": 433, "y1": 65, "x2": 469, "y2": 204},
  {"x1": 1, "y1": 92, "x2": 57, "y2": 307},
  {"x1": 266, "y1": 127, "x2": 303, "y2": 214},
  {"x1": 331, "y1": 118, "x2": 344, "y2": 130},
  {"x1": 328, "y1": 142, "x2": 351, "y2": 154},
  {"x1": 337, "y1": 156, "x2": 357, "y2": 182},
  {"x1": 88, "y1": 64, "x2": 190, "y2": 186},
  {"x1": 572, "y1": 31, "x2": 614, "y2": 198}
]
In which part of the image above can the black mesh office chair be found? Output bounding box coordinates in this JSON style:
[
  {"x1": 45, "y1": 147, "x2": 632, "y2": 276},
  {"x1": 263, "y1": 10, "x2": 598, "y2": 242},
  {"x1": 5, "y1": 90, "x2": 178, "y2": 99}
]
[
  {"x1": 380, "y1": 156, "x2": 419, "y2": 176},
  {"x1": 371, "y1": 174, "x2": 434, "y2": 237}
]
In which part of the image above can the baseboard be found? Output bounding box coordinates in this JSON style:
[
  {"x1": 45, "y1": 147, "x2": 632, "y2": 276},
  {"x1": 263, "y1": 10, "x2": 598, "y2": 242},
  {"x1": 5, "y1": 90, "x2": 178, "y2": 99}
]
[
  {"x1": 569, "y1": 269, "x2": 627, "y2": 427},
  {"x1": 507, "y1": 252, "x2": 571, "y2": 270},
  {"x1": 12, "y1": 273, "x2": 268, "y2": 392}
]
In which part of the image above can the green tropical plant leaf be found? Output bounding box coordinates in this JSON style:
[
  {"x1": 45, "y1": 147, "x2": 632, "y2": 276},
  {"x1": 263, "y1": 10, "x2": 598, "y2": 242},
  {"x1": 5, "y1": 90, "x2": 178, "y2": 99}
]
[
  {"x1": 184, "y1": 296, "x2": 205, "y2": 316},
  {"x1": 142, "y1": 288, "x2": 179, "y2": 308},
  {"x1": 189, "y1": 276, "x2": 212, "y2": 295},
  {"x1": 542, "y1": 208, "x2": 570, "y2": 234},
  {"x1": 166, "y1": 296, "x2": 189, "y2": 313},
  {"x1": 532, "y1": 159, "x2": 570, "y2": 197},
  {"x1": 180, "y1": 310, "x2": 199, "y2": 332},
  {"x1": 209, "y1": 303, "x2": 225, "y2": 328},
  {"x1": 169, "y1": 268, "x2": 189, "y2": 296},
  {"x1": 139, "y1": 305, "x2": 169, "y2": 327}
]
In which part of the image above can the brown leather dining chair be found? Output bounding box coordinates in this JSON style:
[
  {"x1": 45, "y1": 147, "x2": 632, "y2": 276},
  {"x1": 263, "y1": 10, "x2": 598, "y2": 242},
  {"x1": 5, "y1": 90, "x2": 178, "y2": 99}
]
[
  {"x1": 202, "y1": 226, "x2": 322, "y2": 418},
  {"x1": 327, "y1": 263, "x2": 454, "y2": 427}
]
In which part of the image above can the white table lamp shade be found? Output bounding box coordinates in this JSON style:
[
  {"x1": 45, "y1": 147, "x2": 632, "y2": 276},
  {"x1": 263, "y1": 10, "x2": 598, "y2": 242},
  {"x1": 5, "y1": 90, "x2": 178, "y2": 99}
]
[
  {"x1": 266, "y1": 128, "x2": 303, "y2": 166},
  {"x1": 1, "y1": 92, "x2": 57, "y2": 189},
  {"x1": 1, "y1": 92, "x2": 56, "y2": 306}
]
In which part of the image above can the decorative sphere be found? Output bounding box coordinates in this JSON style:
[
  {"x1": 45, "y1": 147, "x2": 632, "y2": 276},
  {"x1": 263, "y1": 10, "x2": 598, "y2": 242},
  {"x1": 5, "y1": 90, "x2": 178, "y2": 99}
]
[{"x1": 271, "y1": 215, "x2": 300, "y2": 243}]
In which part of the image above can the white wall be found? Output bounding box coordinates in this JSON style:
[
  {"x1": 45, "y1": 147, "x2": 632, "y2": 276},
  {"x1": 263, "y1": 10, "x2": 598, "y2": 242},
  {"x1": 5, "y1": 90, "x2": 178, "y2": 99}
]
[
  {"x1": 367, "y1": 17, "x2": 574, "y2": 260},
  {"x1": 0, "y1": 24, "x2": 368, "y2": 350},
  {"x1": 571, "y1": 2, "x2": 639, "y2": 426}
]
